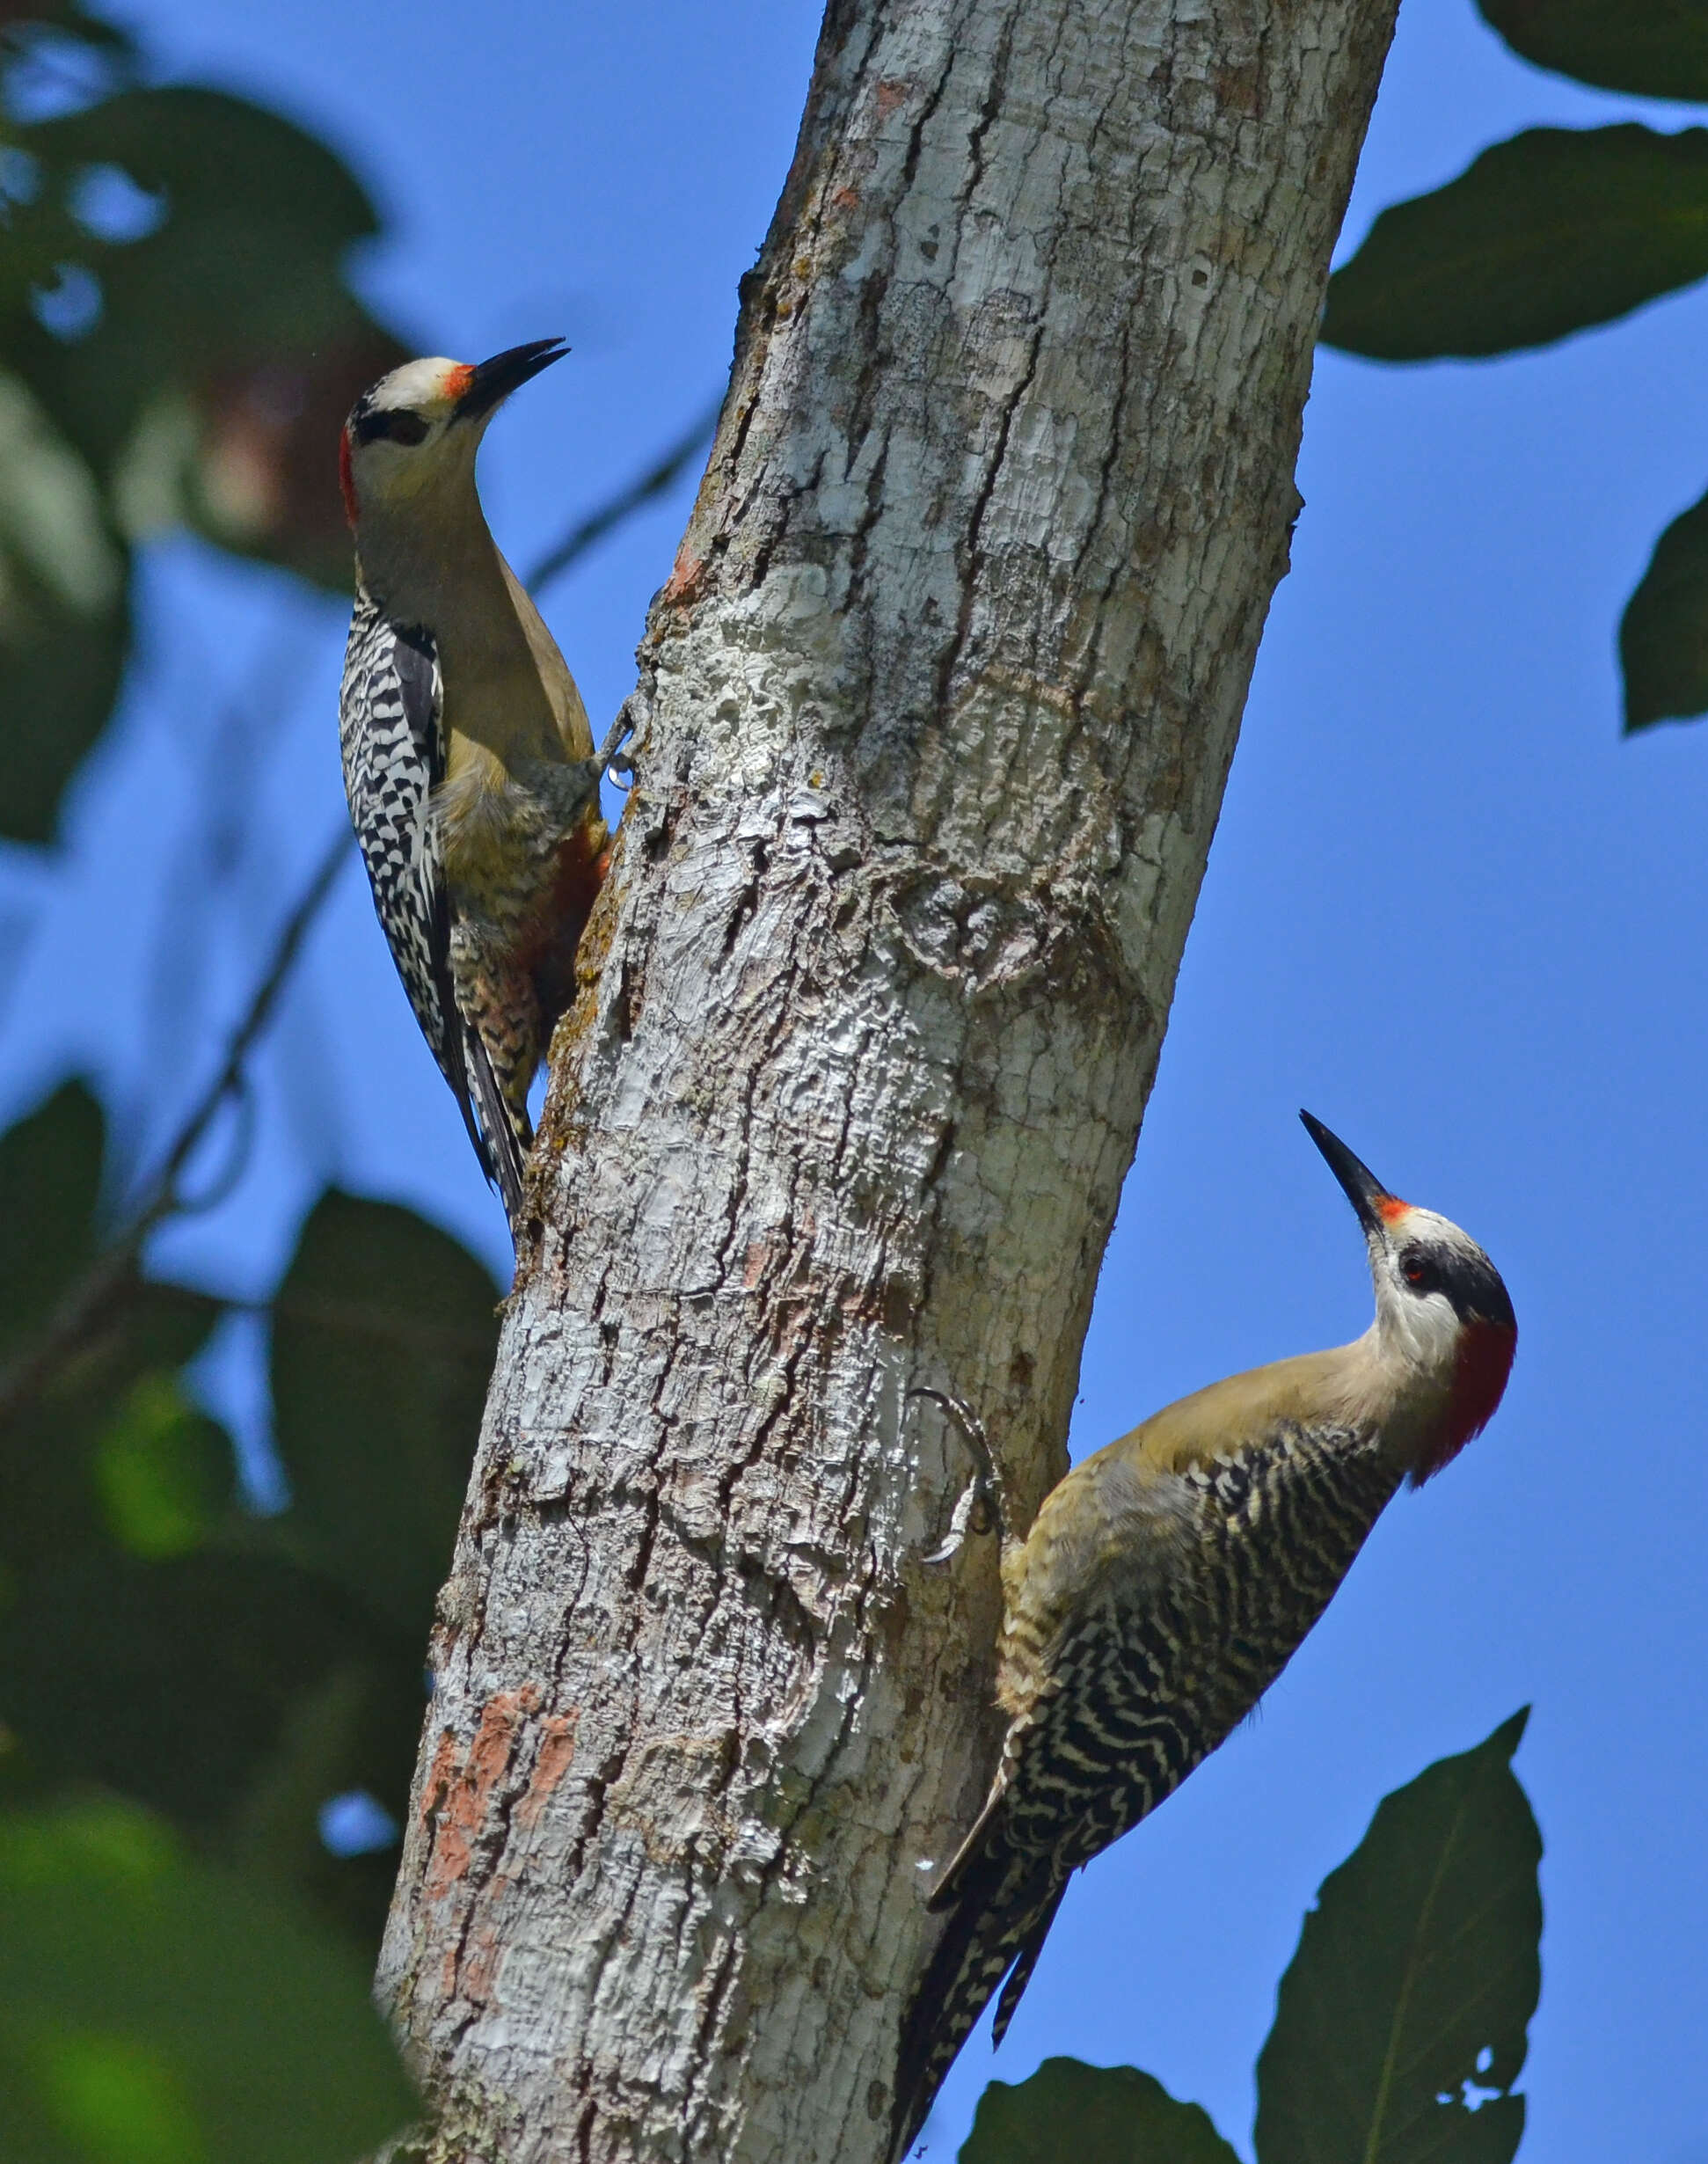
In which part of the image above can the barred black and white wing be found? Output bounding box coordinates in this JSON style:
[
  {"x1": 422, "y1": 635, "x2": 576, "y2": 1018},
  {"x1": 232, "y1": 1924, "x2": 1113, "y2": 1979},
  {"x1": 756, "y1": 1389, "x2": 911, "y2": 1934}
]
[{"x1": 338, "y1": 583, "x2": 524, "y2": 1217}]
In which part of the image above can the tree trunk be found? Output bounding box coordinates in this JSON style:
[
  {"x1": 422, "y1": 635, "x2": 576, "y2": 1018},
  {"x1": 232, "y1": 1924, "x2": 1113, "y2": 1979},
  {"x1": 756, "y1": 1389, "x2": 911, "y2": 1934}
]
[{"x1": 376, "y1": 2, "x2": 1398, "y2": 2157}]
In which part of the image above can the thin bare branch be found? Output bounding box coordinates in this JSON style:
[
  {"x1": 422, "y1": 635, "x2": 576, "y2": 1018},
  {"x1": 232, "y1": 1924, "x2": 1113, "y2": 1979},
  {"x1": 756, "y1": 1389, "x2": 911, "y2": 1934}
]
[{"x1": 526, "y1": 395, "x2": 722, "y2": 595}]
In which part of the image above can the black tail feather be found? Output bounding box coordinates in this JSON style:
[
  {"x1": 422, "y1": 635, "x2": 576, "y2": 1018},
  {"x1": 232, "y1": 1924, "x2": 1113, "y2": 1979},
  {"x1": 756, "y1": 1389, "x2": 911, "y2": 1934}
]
[
  {"x1": 889, "y1": 1839, "x2": 1061, "y2": 2164},
  {"x1": 463, "y1": 1027, "x2": 529, "y2": 1229}
]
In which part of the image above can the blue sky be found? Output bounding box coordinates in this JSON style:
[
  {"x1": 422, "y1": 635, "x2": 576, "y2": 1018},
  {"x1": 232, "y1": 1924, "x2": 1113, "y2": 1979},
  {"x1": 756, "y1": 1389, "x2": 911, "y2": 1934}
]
[{"x1": 4, "y1": 3, "x2": 1705, "y2": 2159}]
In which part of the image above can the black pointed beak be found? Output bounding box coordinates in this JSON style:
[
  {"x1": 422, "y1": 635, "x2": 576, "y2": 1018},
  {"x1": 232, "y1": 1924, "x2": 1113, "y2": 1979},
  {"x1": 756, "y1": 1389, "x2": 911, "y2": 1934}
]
[
  {"x1": 1299, "y1": 1110, "x2": 1401, "y2": 1237},
  {"x1": 453, "y1": 336, "x2": 569, "y2": 423}
]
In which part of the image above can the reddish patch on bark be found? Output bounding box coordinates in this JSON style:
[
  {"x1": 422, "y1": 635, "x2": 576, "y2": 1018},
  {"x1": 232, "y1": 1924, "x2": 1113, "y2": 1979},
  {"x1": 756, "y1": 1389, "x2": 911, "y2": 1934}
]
[
  {"x1": 1412, "y1": 1320, "x2": 1517, "y2": 1486},
  {"x1": 874, "y1": 77, "x2": 911, "y2": 117},
  {"x1": 420, "y1": 1689, "x2": 541, "y2": 1901},
  {"x1": 830, "y1": 186, "x2": 860, "y2": 215},
  {"x1": 515, "y1": 1711, "x2": 580, "y2": 1834},
  {"x1": 661, "y1": 548, "x2": 708, "y2": 610}
]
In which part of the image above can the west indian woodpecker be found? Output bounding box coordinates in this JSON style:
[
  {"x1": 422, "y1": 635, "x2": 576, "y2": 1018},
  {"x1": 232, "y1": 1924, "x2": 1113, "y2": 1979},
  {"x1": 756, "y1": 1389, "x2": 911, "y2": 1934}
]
[
  {"x1": 337, "y1": 339, "x2": 628, "y2": 1227},
  {"x1": 891, "y1": 1112, "x2": 1517, "y2": 2159}
]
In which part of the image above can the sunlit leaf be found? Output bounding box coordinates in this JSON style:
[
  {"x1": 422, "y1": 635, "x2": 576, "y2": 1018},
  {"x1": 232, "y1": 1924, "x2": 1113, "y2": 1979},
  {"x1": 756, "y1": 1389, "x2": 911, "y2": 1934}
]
[
  {"x1": 1253, "y1": 1710, "x2": 1541, "y2": 2164},
  {"x1": 0, "y1": 1795, "x2": 417, "y2": 2163},
  {"x1": 961, "y1": 2058, "x2": 1240, "y2": 2164},
  {"x1": 1323, "y1": 126, "x2": 1708, "y2": 360},
  {"x1": 1479, "y1": 0, "x2": 1708, "y2": 102},
  {"x1": 91, "y1": 1372, "x2": 231, "y2": 1560},
  {"x1": 1620, "y1": 479, "x2": 1708, "y2": 728},
  {"x1": 270, "y1": 1191, "x2": 500, "y2": 1644}
]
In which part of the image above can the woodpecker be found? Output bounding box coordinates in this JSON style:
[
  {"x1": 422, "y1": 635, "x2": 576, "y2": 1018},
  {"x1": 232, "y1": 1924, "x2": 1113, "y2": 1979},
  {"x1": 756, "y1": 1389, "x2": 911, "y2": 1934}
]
[
  {"x1": 891, "y1": 1113, "x2": 1516, "y2": 2159},
  {"x1": 338, "y1": 338, "x2": 620, "y2": 1224}
]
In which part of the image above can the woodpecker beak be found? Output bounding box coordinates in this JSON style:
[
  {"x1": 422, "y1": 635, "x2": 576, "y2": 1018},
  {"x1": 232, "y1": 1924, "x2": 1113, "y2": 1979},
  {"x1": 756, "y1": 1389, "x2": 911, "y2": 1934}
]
[
  {"x1": 453, "y1": 336, "x2": 569, "y2": 423},
  {"x1": 1299, "y1": 1110, "x2": 1401, "y2": 1237}
]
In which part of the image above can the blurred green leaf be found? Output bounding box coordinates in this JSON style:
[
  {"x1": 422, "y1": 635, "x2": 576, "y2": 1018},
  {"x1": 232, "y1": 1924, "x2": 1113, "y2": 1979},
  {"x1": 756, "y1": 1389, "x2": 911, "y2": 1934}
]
[
  {"x1": 1620, "y1": 479, "x2": 1708, "y2": 727},
  {"x1": 961, "y1": 2058, "x2": 1240, "y2": 2164},
  {"x1": 91, "y1": 1372, "x2": 231, "y2": 1559},
  {"x1": 11, "y1": 83, "x2": 408, "y2": 590},
  {"x1": 0, "y1": 369, "x2": 128, "y2": 842},
  {"x1": 1479, "y1": 0, "x2": 1708, "y2": 101},
  {"x1": 0, "y1": 1080, "x2": 221, "y2": 1562},
  {"x1": 1253, "y1": 1709, "x2": 1541, "y2": 2164},
  {"x1": 0, "y1": 1079, "x2": 104, "y2": 1362},
  {"x1": 0, "y1": 1795, "x2": 416, "y2": 2163},
  {"x1": 1323, "y1": 126, "x2": 1708, "y2": 360},
  {"x1": 270, "y1": 1191, "x2": 500, "y2": 1644},
  {"x1": 0, "y1": 18, "x2": 412, "y2": 836}
]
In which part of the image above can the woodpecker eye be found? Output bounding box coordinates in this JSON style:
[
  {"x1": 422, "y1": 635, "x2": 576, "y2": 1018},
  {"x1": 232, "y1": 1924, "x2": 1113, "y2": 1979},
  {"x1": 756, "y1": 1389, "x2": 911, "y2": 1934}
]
[
  {"x1": 1399, "y1": 1249, "x2": 1439, "y2": 1291},
  {"x1": 353, "y1": 407, "x2": 430, "y2": 448}
]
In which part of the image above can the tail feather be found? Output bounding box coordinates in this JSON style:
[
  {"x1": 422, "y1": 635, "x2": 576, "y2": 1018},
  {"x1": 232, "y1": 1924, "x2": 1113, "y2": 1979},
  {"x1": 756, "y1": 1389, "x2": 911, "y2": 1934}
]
[
  {"x1": 889, "y1": 1838, "x2": 1062, "y2": 2164},
  {"x1": 463, "y1": 1027, "x2": 529, "y2": 1227},
  {"x1": 989, "y1": 1881, "x2": 1065, "y2": 2047}
]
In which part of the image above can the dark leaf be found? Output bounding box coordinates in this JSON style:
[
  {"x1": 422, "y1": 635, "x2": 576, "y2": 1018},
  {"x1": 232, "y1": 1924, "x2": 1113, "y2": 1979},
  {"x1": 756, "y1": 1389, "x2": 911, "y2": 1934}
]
[
  {"x1": 0, "y1": 373, "x2": 129, "y2": 842},
  {"x1": 961, "y1": 2058, "x2": 1240, "y2": 2164},
  {"x1": 11, "y1": 85, "x2": 409, "y2": 589},
  {"x1": 1323, "y1": 126, "x2": 1708, "y2": 360},
  {"x1": 0, "y1": 1795, "x2": 416, "y2": 2163},
  {"x1": 1479, "y1": 0, "x2": 1708, "y2": 102},
  {"x1": 1253, "y1": 1709, "x2": 1542, "y2": 2164},
  {"x1": 0, "y1": 1079, "x2": 104, "y2": 1363},
  {"x1": 1621, "y1": 479, "x2": 1708, "y2": 727},
  {"x1": 270, "y1": 1190, "x2": 500, "y2": 1644},
  {"x1": 0, "y1": 1551, "x2": 374, "y2": 1831}
]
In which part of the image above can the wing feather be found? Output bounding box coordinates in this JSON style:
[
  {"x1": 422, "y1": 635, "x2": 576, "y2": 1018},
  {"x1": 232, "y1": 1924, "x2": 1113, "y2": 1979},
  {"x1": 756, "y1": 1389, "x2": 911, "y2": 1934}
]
[{"x1": 339, "y1": 586, "x2": 506, "y2": 1201}]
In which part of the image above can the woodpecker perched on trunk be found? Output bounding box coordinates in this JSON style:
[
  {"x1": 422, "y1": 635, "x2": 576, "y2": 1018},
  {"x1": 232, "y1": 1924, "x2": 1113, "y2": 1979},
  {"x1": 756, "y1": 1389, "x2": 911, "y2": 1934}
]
[
  {"x1": 891, "y1": 1114, "x2": 1516, "y2": 2159},
  {"x1": 338, "y1": 339, "x2": 618, "y2": 1225}
]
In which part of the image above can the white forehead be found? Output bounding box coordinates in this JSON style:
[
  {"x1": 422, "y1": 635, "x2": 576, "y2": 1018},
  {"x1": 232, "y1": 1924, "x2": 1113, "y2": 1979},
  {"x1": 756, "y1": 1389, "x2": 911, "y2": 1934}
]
[
  {"x1": 368, "y1": 356, "x2": 466, "y2": 412},
  {"x1": 1384, "y1": 1202, "x2": 1480, "y2": 1258}
]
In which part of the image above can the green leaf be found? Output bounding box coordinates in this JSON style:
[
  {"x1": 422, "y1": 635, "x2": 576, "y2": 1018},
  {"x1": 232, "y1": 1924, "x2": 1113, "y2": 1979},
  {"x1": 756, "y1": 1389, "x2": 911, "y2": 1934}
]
[
  {"x1": 0, "y1": 1081, "x2": 104, "y2": 1364},
  {"x1": 91, "y1": 1372, "x2": 232, "y2": 1560},
  {"x1": 0, "y1": 1795, "x2": 416, "y2": 2163},
  {"x1": 1253, "y1": 1710, "x2": 1542, "y2": 2164},
  {"x1": 11, "y1": 84, "x2": 409, "y2": 592},
  {"x1": 0, "y1": 1079, "x2": 222, "y2": 1565},
  {"x1": 270, "y1": 1191, "x2": 500, "y2": 1643},
  {"x1": 0, "y1": 1552, "x2": 374, "y2": 1832},
  {"x1": 1323, "y1": 126, "x2": 1708, "y2": 360},
  {"x1": 1479, "y1": 0, "x2": 1708, "y2": 102},
  {"x1": 960, "y1": 2058, "x2": 1240, "y2": 2164},
  {"x1": 1620, "y1": 480, "x2": 1708, "y2": 727}
]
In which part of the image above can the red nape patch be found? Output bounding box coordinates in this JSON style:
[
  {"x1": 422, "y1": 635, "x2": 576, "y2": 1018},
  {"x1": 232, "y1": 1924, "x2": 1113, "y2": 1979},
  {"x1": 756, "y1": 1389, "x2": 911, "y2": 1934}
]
[
  {"x1": 1378, "y1": 1195, "x2": 1412, "y2": 1224},
  {"x1": 1412, "y1": 1320, "x2": 1517, "y2": 1485},
  {"x1": 338, "y1": 427, "x2": 357, "y2": 528}
]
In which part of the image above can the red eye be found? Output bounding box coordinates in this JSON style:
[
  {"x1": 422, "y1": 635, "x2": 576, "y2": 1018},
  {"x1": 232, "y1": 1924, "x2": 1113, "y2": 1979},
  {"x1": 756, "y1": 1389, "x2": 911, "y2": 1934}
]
[{"x1": 1400, "y1": 1249, "x2": 1434, "y2": 1289}]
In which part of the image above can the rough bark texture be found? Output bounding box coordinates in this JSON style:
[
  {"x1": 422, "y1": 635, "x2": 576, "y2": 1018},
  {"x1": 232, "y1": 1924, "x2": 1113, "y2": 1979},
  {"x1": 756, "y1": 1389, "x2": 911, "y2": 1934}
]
[{"x1": 376, "y1": 3, "x2": 1398, "y2": 2158}]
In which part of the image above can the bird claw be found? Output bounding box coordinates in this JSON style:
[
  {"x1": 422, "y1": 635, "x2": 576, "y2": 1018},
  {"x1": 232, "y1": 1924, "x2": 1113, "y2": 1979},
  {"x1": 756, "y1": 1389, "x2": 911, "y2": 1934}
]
[
  {"x1": 910, "y1": 1385, "x2": 1010, "y2": 1559},
  {"x1": 596, "y1": 702, "x2": 639, "y2": 788}
]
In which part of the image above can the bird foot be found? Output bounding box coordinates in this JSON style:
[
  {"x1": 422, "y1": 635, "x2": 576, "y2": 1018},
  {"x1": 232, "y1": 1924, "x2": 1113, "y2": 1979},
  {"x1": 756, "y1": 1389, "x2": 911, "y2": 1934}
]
[
  {"x1": 910, "y1": 1386, "x2": 1011, "y2": 1558},
  {"x1": 596, "y1": 700, "x2": 639, "y2": 787}
]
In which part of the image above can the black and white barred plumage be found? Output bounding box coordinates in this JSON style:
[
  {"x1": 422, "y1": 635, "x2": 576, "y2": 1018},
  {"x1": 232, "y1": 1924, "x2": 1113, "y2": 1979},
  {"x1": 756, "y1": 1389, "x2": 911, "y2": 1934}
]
[
  {"x1": 891, "y1": 1424, "x2": 1398, "y2": 2159},
  {"x1": 338, "y1": 582, "x2": 526, "y2": 1217}
]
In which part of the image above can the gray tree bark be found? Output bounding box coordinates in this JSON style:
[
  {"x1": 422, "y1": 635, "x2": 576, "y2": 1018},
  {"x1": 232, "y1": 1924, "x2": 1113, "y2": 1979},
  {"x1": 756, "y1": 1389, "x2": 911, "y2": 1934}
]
[{"x1": 376, "y1": 2, "x2": 1398, "y2": 2158}]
